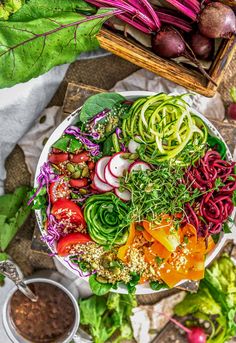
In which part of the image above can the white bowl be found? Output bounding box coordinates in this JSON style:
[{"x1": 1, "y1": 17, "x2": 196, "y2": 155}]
[{"x1": 35, "y1": 91, "x2": 236, "y2": 294}]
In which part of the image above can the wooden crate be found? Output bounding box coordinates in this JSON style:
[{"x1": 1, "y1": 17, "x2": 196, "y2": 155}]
[{"x1": 97, "y1": 28, "x2": 236, "y2": 97}]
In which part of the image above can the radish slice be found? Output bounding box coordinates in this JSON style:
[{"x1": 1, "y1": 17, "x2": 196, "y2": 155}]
[
  {"x1": 95, "y1": 156, "x2": 111, "y2": 183},
  {"x1": 108, "y1": 152, "x2": 132, "y2": 177},
  {"x1": 93, "y1": 174, "x2": 113, "y2": 192},
  {"x1": 128, "y1": 139, "x2": 141, "y2": 153},
  {"x1": 104, "y1": 165, "x2": 120, "y2": 188},
  {"x1": 115, "y1": 188, "x2": 131, "y2": 202},
  {"x1": 129, "y1": 161, "x2": 151, "y2": 172}
]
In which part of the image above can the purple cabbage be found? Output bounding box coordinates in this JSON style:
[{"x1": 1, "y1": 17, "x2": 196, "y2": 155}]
[
  {"x1": 65, "y1": 126, "x2": 100, "y2": 156},
  {"x1": 41, "y1": 214, "x2": 64, "y2": 246},
  {"x1": 28, "y1": 162, "x2": 59, "y2": 206}
]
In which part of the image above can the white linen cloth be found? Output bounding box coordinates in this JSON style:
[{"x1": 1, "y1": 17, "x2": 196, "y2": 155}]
[{"x1": 0, "y1": 64, "x2": 69, "y2": 194}]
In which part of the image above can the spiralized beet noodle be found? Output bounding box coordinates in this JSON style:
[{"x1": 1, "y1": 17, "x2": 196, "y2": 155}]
[{"x1": 184, "y1": 150, "x2": 236, "y2": 236}]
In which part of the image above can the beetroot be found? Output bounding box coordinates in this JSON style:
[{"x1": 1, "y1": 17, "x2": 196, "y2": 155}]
[
  {"x1": 187, "y1": 327, "x2": 207, "y2": 343},
  {"x1": 159, "y1": 313, "x2": 207, "y2": 343},
  {"x1": 190, "y1": 32, "x2": 214, "y2": 60},
  {"x1": 152, "y1": 27, "x2": 185, "y2": 58},
  {"x1": 228, "y1": 103, "x2": 236, "y2": 120},
  {"x1": 152, "y1": 27, "x2": 216, "y2": 85},
  {"x1": 199, "y1": 2, "x2": 236, "y2": 38}
]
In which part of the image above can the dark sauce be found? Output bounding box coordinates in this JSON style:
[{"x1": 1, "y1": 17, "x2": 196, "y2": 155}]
[{"x1": 10, "y1": 282, "x2": 76, "y2": 343}]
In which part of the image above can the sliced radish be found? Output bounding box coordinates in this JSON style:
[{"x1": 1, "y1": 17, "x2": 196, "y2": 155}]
[
  {"x1": 129, "y1": 161, "x2": 151, "y2": 173},
  {"x1": 108, "y1": 152, "x2": 132, "y2": 178},
  {"x1": 128, "y1": 139, "x2": 141, "y2": 153},
  {"x1": 115, "y1": 188, "x2": 131, "y2": 202},
  {"x1": 93, "y1": 174, "x2": 113, "y2": 192},
  {"x1": 104, "y1": 165, "x2": 120, "y2": 188},
  {"x1": 95, "y1": 156, "x2": 111, "y2": 183}
]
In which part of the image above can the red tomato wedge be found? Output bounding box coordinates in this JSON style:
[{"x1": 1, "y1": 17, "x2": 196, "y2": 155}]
[
  {"x1": 51, "y1": 199, "x2": 86, "y2": 228},
  {"x1": 57, "y1": 232, "x2": 91, "y2": 256},
  {"x1": 49, "y1": 178, "x2": 70, "y2": 203},
  {"x1": 69, "y1": 178, "x2": 88, "y2": 189},
  {"x1": 70, "y1": 152, "x2": 90, "y2": 163},
  {"x1": 48, "y1": 153, "x2": 69, "y2": 164}
]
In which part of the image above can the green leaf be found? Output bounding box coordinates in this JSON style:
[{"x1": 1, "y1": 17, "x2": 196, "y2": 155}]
[
  {"x1": 0, "y1": 186, "x2": 31, "y2": 251},
  {"x1": 230, "y1": 87, "x2": 236, "y2": 103},
  {"x1": 207, "y1": 134, "x2": 227, "y2": 160},
  {"x1": 0, "y1": 218, "x2": 18, "y2": 251},
  {"x1": 52, "y1": 134, "x2": 82, "y2": 153},
  {"x1": 0, "y1": 252, "x2": 8, "y2": 285},
  {"x1": 102, "y1": 134, "x2": 116, "y2": 156},
  {"x1": 0, "y1": 9, "x2": 113, "y2": 88},
  {"x1": 174, "y1": 287, "x2": 221, "y2": 316},
  {"x1": 10, "y1": 0, "x2": 95, "y2": 22},
  {"x1": 80, "y1": 295, "x2": 107, "y2": 326},
  {"x1": 80, "y1": 93, "x2": 125, "y2": 123},
  {"x1": 89, "y1": 274, "x2": 112, "y2": 296},
  {"x1": 126, "y1": 272, "x2": 140, "y2": 294},
  {"x1": 232, "y1": 190, "x2": 236, "y2": 206},
  {"x1": 0, "y1": 0, "x2": 24, "y2": 20},
  {"x1": 0, "y1": 186, "x2": 29, "y2": 219},
  {"x1": 150, "y1": 280, "x2": 168, "y2": 291},
  {"x1": 223, "y1": 222, "x2": 232, "y2": 234},
  {"x1": 0, "y1": 252, "x2": 8, "y2": 261}
]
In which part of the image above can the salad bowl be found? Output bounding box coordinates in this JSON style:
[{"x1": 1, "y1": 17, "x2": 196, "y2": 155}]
[{"x1": 34, "y1": 91, "x2": 236, "y2": 294}]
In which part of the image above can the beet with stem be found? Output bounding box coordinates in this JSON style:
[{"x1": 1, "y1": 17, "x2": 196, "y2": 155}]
[{"x1": 152, "y1": 26, "x2": 217, "y2": 85}]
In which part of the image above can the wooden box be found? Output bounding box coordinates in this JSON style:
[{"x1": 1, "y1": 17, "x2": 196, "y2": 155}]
[{"x1": 97, "y1": 28, "x2": 236, "y2": 97}]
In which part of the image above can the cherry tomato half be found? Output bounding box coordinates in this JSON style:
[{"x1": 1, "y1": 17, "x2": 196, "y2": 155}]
[
  {"x1": 49, "y1": 178, "x2": 70, "y2": 203},
  {"x1": 70, "y1": 152, "x2": 90, "y2": 163},
  {"x1": 69, "y1": 178, "x2": 88, "y2": 188},
  {"x1": 51, "y1": 199, "x2": 86, "y2": 228},
  {"x1": 57, "y1": 232, "x2": 91, "y2": 256},
  {"x1": 48, "y1": 153, "x2": 68, "y2": 164}
]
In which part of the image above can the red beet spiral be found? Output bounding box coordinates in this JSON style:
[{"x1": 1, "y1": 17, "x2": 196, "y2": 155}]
[{"x1": 184, "y1": 150, "x2": 236, "y2": 237}]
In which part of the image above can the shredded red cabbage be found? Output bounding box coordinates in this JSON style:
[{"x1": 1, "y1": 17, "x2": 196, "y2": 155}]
[
  {"x1": 65, "y1": 126, "x2": 100, "y2": 156},
  {"x1": 42, "y1": 214, "x2": 66, "y2": 246},
  {"x1": 28, "y1": 162, "x2": 59, "y2": 206}
]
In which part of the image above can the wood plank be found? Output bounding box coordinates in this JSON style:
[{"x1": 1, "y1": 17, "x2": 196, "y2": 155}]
[
  {"x1": 97, "y1": 28, "x2": 236, "y2": 97},
  {"x1": 207, "y1": 34, "x2": 236, "y2": 91},
  {"x1": 62, "y1": 82, "x2": 105, "y2": 118},
  {"x1": 97, "y1": 29, "x2": 216, "y2": 97}
]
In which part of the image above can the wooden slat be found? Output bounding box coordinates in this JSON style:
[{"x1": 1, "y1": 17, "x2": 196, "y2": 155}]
[
  {"x1": 207, "y1": 34, "x2": 236, "y2": 91},
  {"x1": 97, "y1": 29, "x2": 216, "y2": 97},
  {"x1": 62, "y1": 82, "x2": 105, "y2": 118},
  {"x1": 97, "y1": 28, "x2": 236, "y2": 97}
]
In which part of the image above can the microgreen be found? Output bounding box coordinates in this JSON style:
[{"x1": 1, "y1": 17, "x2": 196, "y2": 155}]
[{"x1": 123, "y1": 163, "x2": 202, "y2": 223}]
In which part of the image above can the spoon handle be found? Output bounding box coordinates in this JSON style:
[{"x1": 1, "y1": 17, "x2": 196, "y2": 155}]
[
  {"x1": 16, "y1": 280, "x2": 38, "y2": 302},
  {"x1": 0, "y1": 260, "x2": 38, "y2": 302}
]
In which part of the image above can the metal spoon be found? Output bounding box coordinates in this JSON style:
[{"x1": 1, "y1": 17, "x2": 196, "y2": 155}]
[{"x1": 0, "y1": 260, "x2": 38, "y2": 302}]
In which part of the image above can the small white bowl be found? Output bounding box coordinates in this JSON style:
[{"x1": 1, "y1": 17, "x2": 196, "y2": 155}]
[{"x1": 34, "y1": 91, "x2": 236, "y2": 295}]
